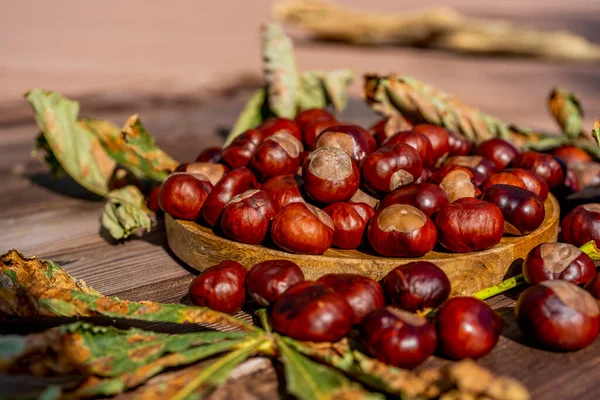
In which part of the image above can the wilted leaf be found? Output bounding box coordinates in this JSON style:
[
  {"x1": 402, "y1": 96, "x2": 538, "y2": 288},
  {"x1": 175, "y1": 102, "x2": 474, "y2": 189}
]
[
  {"x1": 224, "y1": 89, "x2": 267, "y2": 147},
  {"x1": 297, "y1": 70, "x2": 353, "y2": 112},
  {"x1": 580, "y1": 240, "x2": 600, "y2": 261},
  {"x1": 33, "y1": 133, "x2": 67, "y2": 178},
  {"x1": 101, "y1": 185, "x2": 154, "y2": 240},
  {"x1": 548, "y1": 88, "x2": 584, "y2": 138},
  {"x1": 592, "y1": 119, "x2": 600, "y2": 147}
]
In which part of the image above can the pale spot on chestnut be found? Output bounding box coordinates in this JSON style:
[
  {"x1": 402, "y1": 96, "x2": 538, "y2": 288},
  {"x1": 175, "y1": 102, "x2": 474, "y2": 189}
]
[
  {"x1": 315, "y1": 131, "x2": 355, "y2": 157},
  {"x1": 268, "y1": 133, "x2": 302, "y2": 158},
  {"x1": 377, "y1": 204, "x2": 427, "y2": 233},
  {"x1": 583, "y1": 203, "x2": 600, "y2": 213},
  {"x1": 387, "y1": 308, "x2": 427, "y2": 327},
  {"x1": 540, "y1": 280, "x2": 600, "y2": 317},
  {"x1": 390, "y1": 170, "x2": 414, "y2": 191},
  {"x1": 306, "y1": 146, "x2": 353, "y2": 180},
  {"x1": 540, "y1": 243, "x2": 583, "y2": 273},
  {"x1": 440, "y1": 170, "x2": 476, "y2": 202},
  {"x1": 227, "y1": 189, "x2": 262, "y2": 204},
  {"x1": 445, "y1": 155, "x2": 484, "y2": 169},
  {"x1": 306, "y1": 203, "x2": 336, "y2": 230}
]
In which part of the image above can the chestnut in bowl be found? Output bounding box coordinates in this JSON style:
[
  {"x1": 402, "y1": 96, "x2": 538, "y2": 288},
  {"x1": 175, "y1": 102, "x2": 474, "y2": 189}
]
[
  {"x1": 443, "y1": 155, "x2": 495, "y2": 179},
  {"x1": 381, "y1": 261, "x2": 450, "y2": 312},
  {"x1": 435, "y1": 198, "x2": 504, "y2": 252},
  {"x1": 189, "y1": 260, "x2": 247, "y2": 314},
  {"x1": 294, "y1": 108, "x2": 335, "y2": 131},
  {"x1": 146, "y1": 187, "x2": 161, "y2": 213},
  {"x1": 174, "y1": 162, "x2": 229, "y2": 186},
  {"x1": 318, "y1": 273, "x2": 385, "y2": 324},
  {"x1": 378, "y1": 183, "x2": 449, "y2": 217},
  {"x1": 258, "y1": 117, "x2": 302, "y2": 141},
  {"x1": 515, "y1": 280, "x2": 600, "y2": 351},
  {"x1": 271, "y1": 202, "x2": 335, "y2": 254},
  {"x1": 195, "y1": 146, "x2": 222, "y2": 163},
  {"x1": 370, "y1": 116, "x2": 414, "y2": 147},
  {"x1": 480, "y1": 172, "x2": 527, "y2": 192},
  {"x1": 361, "y1": 144, "x2": 423, "y2": 194},
  {"x1": 504, "y1": 168, "x2": 549, "y2": 201},
  {"x1": 323, "y1": 202, "x2": 375, "y2": 249},
  {"x1": 249, "y1": 133, "x2": 304, "y2": 181},
  {"x1": 428, "y1": 165, "x2": 480, "y2": 203},
  {"x1": 221, "y1": 129, "x2": 264, "y2": 169},
  {"x1": 360, "y1": 307, "x2": 437, "y2": 369},
  {"x1": 447, "y1": 131, "x2": 472, "y2": 156},
  {"x1": 220, "y1": 189, "x2": 279, "y2": 244},
  {"x1": 271, "y1": 281, "x2": 354, "y2": 342},
  {"x1": 472, "y1": 138, "x2": 519, "y2": 172},
  {"x1": 561, "y1": 204, "x2": 600, "y2": 247},
  {"x1": 159, "y1": 173, "x2": 213, "y2": 220},
  {"x1": 261, "y1": 174, "x2": 305, "y2": 208},
  {"x1": 482, "y1": 184, "x2": 545, "y2": 236},
  {"x1": 316, "y1": 125, "x2": 372, "y2": 164},
  {"x1": 382, "y1": 131, "x2": 434, "y2": 167},
  {"x1": 245, "y1": 260, "x2": 305, "y2": 306},
  {"x1": 510, "y1": 151, "x2": 565, "y2": 188},
  {"x1": 523, "y1": 242, "x2": 596, "y2": 286},
  {"x1": 435, "y1": 297, "x2": 502, "y2": 360},
  {"x1": 367, "y1": 204, "x2": 437, "y2": 257},
  {"x1": 413, "y1": 124, "x2": 450, "y2": 163},
  {"x1": 552, "y1": 145, "x2": 592, "y2": 167},
  {"x1": 302, "y1": 119, "x2": 340, "y2": 150}
]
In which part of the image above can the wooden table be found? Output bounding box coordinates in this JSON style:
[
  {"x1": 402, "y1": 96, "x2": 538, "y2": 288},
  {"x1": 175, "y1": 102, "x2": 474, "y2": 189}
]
[{"x1": 1, "y1": 87, "x2": 600, "y2": 399}]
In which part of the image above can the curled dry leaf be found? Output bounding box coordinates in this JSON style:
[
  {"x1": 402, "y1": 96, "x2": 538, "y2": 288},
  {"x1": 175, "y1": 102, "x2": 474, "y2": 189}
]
[
  {"x1": 548, "y1": 88, "x2": 584, "y2": 138},
  {"x1": 101, "y1": 185, "x2": 155, "y2": 240}
]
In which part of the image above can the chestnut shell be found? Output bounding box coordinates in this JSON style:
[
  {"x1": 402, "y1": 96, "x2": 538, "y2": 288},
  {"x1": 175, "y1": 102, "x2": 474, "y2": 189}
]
[{"x1": 188, "y1": 260, "x2": 247, "y2": 314}]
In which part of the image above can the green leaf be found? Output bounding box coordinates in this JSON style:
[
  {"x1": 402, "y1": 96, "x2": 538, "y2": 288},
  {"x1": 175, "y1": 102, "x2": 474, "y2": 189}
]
[
  {"x1": 224, "y1": 89, "x2": 267, "y2": 147},
  {"x1": 297, "y1": 69, "x2": 353, "y2": 113},
  {"x1": 592, "y1": 119, "x2": 600, "y2": 147},
  {"x1": 318, "y1": 69, "x2": 354, "y2": 112},
  {"x1": 580, "y1": 240, "x2": 600, "y2": 261},
  {"x1": 548, "y1": 88, "x2": 584, "y2": 138},
  {"x1": 101, "y1": 185, "x2": 154, "y2": 240},
  {"x1": 32, "y1": 133, "x2": 67, "y2": 178}
]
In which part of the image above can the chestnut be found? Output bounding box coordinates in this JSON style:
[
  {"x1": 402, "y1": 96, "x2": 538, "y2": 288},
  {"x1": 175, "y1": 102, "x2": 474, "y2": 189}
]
[
  {"x1": 504, "y1": 168, "x2": 549, "y2": 201},
  {"x1": 480, "y1": 172, "x2": 527, "y2": 192},
  {"x1": 378, "y1": 183, "x2": 449, "y2": 217},
  {"x1": 188, "y1": 260, "x2": 247, "y2": 314},
  {"x1": 561, "y1": 204, "x2": 600, "y2": 247},
  {"x1": 510, "y1": 151, "x2": 565, "y2": 188},
  {"x1": 428, "y1": 165, "x2": 480, "y2": 202},
  {"x1": 221, "y1": 129, "x2": 265, "y2": 169},
  {"x1": 159, "y1": 173, "x2": 213, "y2": 220},
  {"x1": 369, "y1": 115, "x2": 414, "y2": 147},
  {"x1": 523, "y1": 242, "x2": 596, "y2": 285},
  {"x1": 413, "y1": 124, "x2": 450, "y2": 163},
  {"x1": 249, "y1": 133, "x2": 304, "y2": 181},
  {"x1": 271, "y1": 202, "x2": 334, "y2": 254},
  {"x1": 302, "y1": 119, "x2": 340, "y2": 150},
  {"x1": 382, "y1": 131, "x2": 434, "y2": 167},
  {"x1": 318, "y1": 273, "x2": 385, "y2": 324},
  {"x1": 367, "y1": 204, "x2": 437, "y2": 257},
  {"x1": 482, "y1": 184, "x2": 545, "y2": 235},
  {"x1": 201, "y1": 167, "x2": 260, "y2": 227},
  {"x1": 245, "y1": 260, "x2": 305, "y2": 306},
  {"x1": 174, "y1": 162, "x2": 229, "y2": 186},
  {"x1": 435, "y1": 198, "x2": 504, "y2": 252},
  {"x1": 195, "y1": 146, "x2": 222, "y2": 163},
  {"x1": 323, "y1": 202, "x2": 375, "y2": 249},
  {"x1": 261, "y1": 174, "x2": 305, "y2": 208},
  {"x1": 302, "y1": 146, "x2": 360, "y2": 203},
  {"x1": 294, "y1": 108, "x2": 335, "y2": 131},
  {"x1": 570, "y1": 162, "x2": 600, "y2": 190},
  {"x1": 360, "y1": 307, "x2": 437, "y2": 369},
  {"x1": 381, "y1": 261, "x2": 451, "y2": 312},
  {"x1": 443, "y1": 156, "x2": 495, "y2": 179},
  {"x1": 515, "y1": 280, "x2": 600, "y2": 351},
  {"x1": 585, "y1": 275, "x2": 600, "y2": 300},
  {"x1": 472, "y1": 138, "x2": 519, "y2": 172},
  {"x1": 258, "y1": 117, "x2": 302, "y2": 141},
  {"x1": 447, "y1": 131, "x2": 472, "y2": 156},
  {"x1": 315, "y1": 125, "x2": 371, "y2": 163},
  {"x1": 360, "y1": 144, "x2": 423, "y2": 194},
  {"x1": 271, "y1": 281, "x2": 354, "y2": 342},
  {"x1": 552, "y1": 145, "x2": 592, "y2": 167},
  {"x1": 415, "y1": 168, "x2": 432, "y2": 184},
  {"x1": 220, "y1": 189, "x2": 279, "y2": 244},
  {"x1": 146, "y1": 187, "x2": 161, "y2": 213},
  {"x1": 435, "y1": 297, "x2": 502, "y2": 360}
]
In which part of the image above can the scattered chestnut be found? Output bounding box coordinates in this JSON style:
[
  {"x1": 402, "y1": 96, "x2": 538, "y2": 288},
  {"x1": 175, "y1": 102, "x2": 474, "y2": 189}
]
[
  {"x1": 444, "y1": 156, "x2": 495, "y2": 179},
  {"x1": 249, "y1": 133, "x2": 304, "y2": 181},
  {"x1": 378, "y1": 183, "x2": 449, "y2": 217},
  {"x1": 361, "y1": 144, "x2": 423, "y2": 194},
  {"x1": 271, "y1": 202, "x2": 334, "y2": 254},
  {"x1": 201, "y1": 167, "x2": 260, "y2": 226},
  {"x1": 552, "y1": 145, "x2": 592, "y2": 167},
  {"x1": 428, "y1": 165, "x2": 480, "y2": 202},
  {"x1": 318, "y1": 273, "x2": 385, "y2": 324},
  {"x1": 258, "y1": 117, "x2": 302, "y2": 141},
  {"x1": 504, "y1": 168, "x2": 549, "y2": 201},
  {"x1": 367, "y1": 204, "x2": 437, "y2": 257},
  {"x1": 159, "y1": 173, "x2": 213, "y2": 220},
  {"x1": 515, "y1": 280, "x2": 600, "y2": 351},
  {"x1": 360, "y1": 307, "x2": 437, "y2": 369},
  {"x1": 315, "y1": 125, "x2": 372, "y2": 163},
  {"x1": 447, "y1": 131, "x2": 472, "y2": 156},
  {"x1": 435, "y1": 198, "x2": 504, "y2": 252},
  {"x1": 435, "y1": 297, "x2": 502, "y2": 360},
  {"x1": 195, "y1": 146, "x2": 222, "y2": 163},
  {"x1": 323, "y1": 202, "x2": 374, "y2": 249},
  {"x1": 482, "y1": 184, "x2": 545, "y2": 235},
  {"x1": 510, "y1": 151, "x2": 565, "y2": 188},
  {"x1": 480, "y1": 172, "x2": 527, "y2": 192},
  {"x1": 381, "y1": 261, "x2": 451, "y2": 312},
  {"x1": 413, "y1": 124, "x2": 450, "y2": 163},
  {"x1": 383, "y1": 131, "x2": 434, "y2": 167},
  {"x1": 302, "y1": 119, "x2": 340, "y2": 150},
  {"x1": 245, "y1": 260, "x2": 305, "y2": 306},
  {"x1": 561, "y1": 204, "x2": 600, "y2": 247},
  {"x1": 569, "y1": 162, "x2": 600, "y2": 190},
  {"x1": 302, "y1": 146, "x2": 360, "y2": 203},
  {"x1": 472, "y1": 138, "x2": 519, "y2": 172},
  {"x1": 523, "y1": 242, "x2": 596, "y2": 285},
  {"x1": 188, "y1": 260, "x2": 247, "y2": 314},
  {"x1": 369, "y1": 115, "x2": 414, "y2": 147},
  {"x1": 146, "y1": 187, "x2": 161, "y2": 213},
  {"x1": 271, "y1": 281, "x2": 354, "y2": 342},
  {"x1": 294, "y1": 108, "x2": 335, "y2": 131},
  {"x1": 220, "y1": 189, "x2": 279, "y2": 244},
  {"x1": 174, "y1": 162, "x2": 229, "y2": 186},
  {"x1": 261, "y1": 174, "x2": 305, "y2": 208},
  {"x1": 221, "y1": 129, "x2": 264, "y2": 169},
  {"x1": 585, "y1": 274, "x2": 600, "y2": 300}
]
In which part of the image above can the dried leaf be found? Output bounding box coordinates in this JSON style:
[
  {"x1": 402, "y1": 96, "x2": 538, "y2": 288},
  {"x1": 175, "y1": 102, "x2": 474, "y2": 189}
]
[
  {"x1": 580, "y1": 240, "x2": 600, "y2": 261},
  {"x1": 32, "y1": 133, "x2": 67, "y2": 178},
  {"x1": 101, "y1": 185, "x2": 155, "y2": 240},
  {"x1": 548, "y1": 88, "x2": 584, "y2": 138},
  {"x1": 224, "y1": 89, "x2": 268, "y2": 147},
  {"x1": 592, "y1": 119, "x2": 600, "y2": 147},
  {"x1": 298, "y1": 70, "x2": 353, "y2": 113}
]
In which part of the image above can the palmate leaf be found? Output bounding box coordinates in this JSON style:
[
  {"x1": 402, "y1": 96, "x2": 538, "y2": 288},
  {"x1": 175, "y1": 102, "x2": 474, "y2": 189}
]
[
  {"x1": 548, "y1": 88, "x2": 584, "y2": 138},
  {"x1": 101, "y1": 185, "x2": 154, "y2": 240}
]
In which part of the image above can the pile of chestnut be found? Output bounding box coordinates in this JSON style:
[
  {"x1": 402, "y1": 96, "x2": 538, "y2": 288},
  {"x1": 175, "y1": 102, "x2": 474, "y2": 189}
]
[{"x1": 150, "y1": 108, "x2": 600, "y2": 257}]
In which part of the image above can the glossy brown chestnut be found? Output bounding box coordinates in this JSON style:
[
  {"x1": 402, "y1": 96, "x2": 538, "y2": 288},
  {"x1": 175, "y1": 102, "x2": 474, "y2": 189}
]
[
  {"x1": 249, "y1": 133, "x2": 304, "y2": 181},
  {"x1": 174, "y1": 162, "x2": 229, "y2": 186},
  {"x1": 318, "y1": 273, "x2": 385, "y2": 324},
  {"x1": 302, "y1": 119, "x2": 340, "y2": 150},
  {"x1": 201, "y1": 167, "x2": 260, "y2": 226},
  {"x1": 294, "y1": 108, "x2": 335, "y2": 131},
  {"x1": 480, "y1": 172, "x2": 527, "y2": 192},
  {"x1": 378, "y1": 183, "x2": 449, "y2": 217},
  {"x1": 435, "y1": 198, "x2": 504, "y2": 252},
  {"x1": 415, "y1": 168, "x2": 432, "y2": 184},
  {"x1": 302, "y1": 146, "x2": 360, "y2": 203},
  {"x1": 323, "y1": 202, "x2": 375, "y2": 249},
  {"x1": 360, "y1": 307, "x2": 437, "y2": 369},
  {"x1": 585, "y1": 275, "x2": 600, "y2": 299},
  {"x1": 444, "y1": 156, "x2": 496, "y2": 179},
  {"x1": 561, "y1": 204, "x2": 600, "y2": 247},
  {"x1": 523, "y1": 242, "x2": 596, "y2": 285},
  {"x1": 261, "y1": 174, "x2": 305, "y2": 208},
  {"x1": 146, "y1": 187, "x2": 161, "y2": 213},
  {"x1": 383, "y1": 131, "x2": 434, "y2": 167},
  {"x1": 360, "y1": 144, "x2": 423, "y2": 194},
  {"x1": 271, "y1": 281, "x2": 354, "y2": 342},
  {"x1": 220, "y1": 189, "x2": 279, "y2": 244},
  {"x1": 482, "y1": 184, "x2": 545, "y2": 235},
  {"x1": 515, "y1": 280, "x2": 600, "y2": 351},
  {"x1": 510, "y1": 151, "x2": 565, "y2": 188},
  {"x1": 221, "y1": 129, "x2": 265, "y2": 169},
  {"x1": 428, "y1": 165, "x2": 480, "y2": 202},
  {"x1": 381, "y1": 261, "x2": 451, "y2": 312},
  {"x1": 258, "y1": 117, "x2": 302, "y2": 141},
  {"x1": 195, "y1": 146, "x2": 222, "y2": 163},
  {"x1": 367, "y1": 204, "x2": 437, "y2": 257},
  {"x1": 271, "y1": 202, "x2": 335, "y2": 254},
  {"x1": 472, "y1": 138, "x2": 520, "y2": 172},
  {"x1": 552, "y1": 145, "x2": 592, "y2": 166},
  {"x1": 413, "y1": 124, "x2": 450, "y2": 162},
  {"x1": 245, "y1": 260, "x2": 305, "y2": 306},
  {"x1": 569, "y1": 162, "x2": 600, "y2": 190},
  {"x1": 369, "y1": 116, "x2": 414, "y2": 147},
  {"x1": 188, "y1": 260, "x2": 247, "y2": 314},
  {"x1": 504, "y1": 168, "x2": 549, "y2": 201},
  {"x1": 159, "y1": 173, "x2": 213, "y2": 220},
  {"x1": 315, "y1": 125, "x2": 372, "y2": 163},
  {"x1": 447, "y1": 131, "x2": 472, "y2": 156},
  {"x1": 435, "y1": 297, "x2": 502, "y2": 359}
]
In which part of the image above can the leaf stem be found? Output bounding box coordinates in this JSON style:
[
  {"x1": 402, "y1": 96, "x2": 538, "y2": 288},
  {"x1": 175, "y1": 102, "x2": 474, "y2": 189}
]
[
  {"x1": 473, "y1": 274, "x2": 526, "y2": 301},
  {"x1": 256, "y1": 308, "x2": 272, "y2": 334}
]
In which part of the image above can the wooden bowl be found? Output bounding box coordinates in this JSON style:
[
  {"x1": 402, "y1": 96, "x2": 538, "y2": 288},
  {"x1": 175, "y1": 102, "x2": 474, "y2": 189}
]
[{"x1": 166, "y1": 194, "x2": 559, "y2": 296}]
